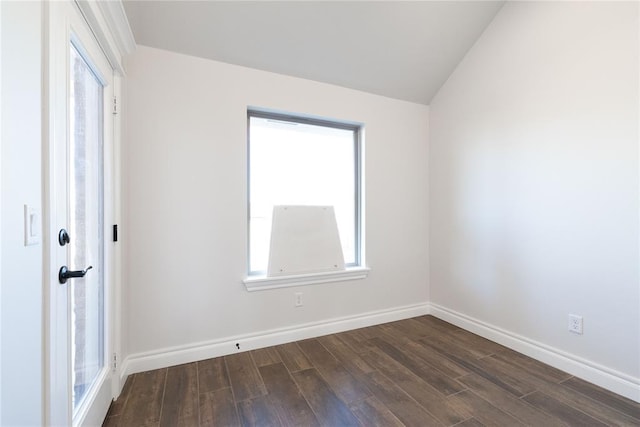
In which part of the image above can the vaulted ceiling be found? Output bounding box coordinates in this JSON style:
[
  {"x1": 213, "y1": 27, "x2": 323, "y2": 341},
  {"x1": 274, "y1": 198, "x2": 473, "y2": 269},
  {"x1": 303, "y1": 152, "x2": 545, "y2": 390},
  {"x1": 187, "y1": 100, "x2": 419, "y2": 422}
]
[{"x1": 122, "y1": 1, "x2": 505, "y2": 105}]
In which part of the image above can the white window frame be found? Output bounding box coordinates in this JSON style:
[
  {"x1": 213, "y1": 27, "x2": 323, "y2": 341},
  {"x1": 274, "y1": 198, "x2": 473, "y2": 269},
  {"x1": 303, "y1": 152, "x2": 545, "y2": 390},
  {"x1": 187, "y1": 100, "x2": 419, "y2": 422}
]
[{"x1": 244, "y1": 109, "x2": 369, "y2": 291}]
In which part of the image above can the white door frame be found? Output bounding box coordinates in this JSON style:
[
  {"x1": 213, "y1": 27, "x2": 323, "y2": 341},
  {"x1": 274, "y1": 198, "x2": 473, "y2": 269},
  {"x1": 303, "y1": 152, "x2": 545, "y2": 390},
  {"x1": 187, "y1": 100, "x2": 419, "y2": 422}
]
[
  {"x1": 72, "y1": 0, "x2": 131, "y2": 400},
  {"x1": 45, "y1": 1, "x2": 116, "y2": 425},
  {"x1": 0, "y1": 2, "x2": 3, "y2": 422}
]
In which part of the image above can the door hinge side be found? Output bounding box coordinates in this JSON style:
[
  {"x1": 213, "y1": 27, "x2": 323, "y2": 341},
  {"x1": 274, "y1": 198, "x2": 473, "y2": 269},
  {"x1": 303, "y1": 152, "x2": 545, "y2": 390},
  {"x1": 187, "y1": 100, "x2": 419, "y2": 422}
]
[
  {"x1": 112, "y1": 352, "x2": 118, "y2": 370},
  {"x1": 113, "y1": 96, "x2": 118, "y2": 115}
]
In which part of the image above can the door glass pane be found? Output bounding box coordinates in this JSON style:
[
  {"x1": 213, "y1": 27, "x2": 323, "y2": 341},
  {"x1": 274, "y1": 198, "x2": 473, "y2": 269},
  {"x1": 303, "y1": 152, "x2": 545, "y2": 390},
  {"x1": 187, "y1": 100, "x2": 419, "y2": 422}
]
[{"x1": 69, "y1": 43, "x2": 104, "y2": 412}]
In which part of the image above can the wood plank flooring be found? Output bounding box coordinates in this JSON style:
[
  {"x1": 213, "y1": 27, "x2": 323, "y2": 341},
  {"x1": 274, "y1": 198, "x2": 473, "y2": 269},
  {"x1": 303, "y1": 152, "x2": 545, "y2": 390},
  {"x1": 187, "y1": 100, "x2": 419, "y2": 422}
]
[{"x1": 103, "y1": 315, "x2": 640, "y2": 426}]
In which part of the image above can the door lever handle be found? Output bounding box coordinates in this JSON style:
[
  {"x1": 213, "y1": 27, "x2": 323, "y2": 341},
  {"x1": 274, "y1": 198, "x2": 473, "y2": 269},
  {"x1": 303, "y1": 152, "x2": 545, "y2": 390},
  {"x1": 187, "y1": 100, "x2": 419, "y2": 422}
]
[{"x1": 59, "y1": 265, "x2": 93, "y2": 284}]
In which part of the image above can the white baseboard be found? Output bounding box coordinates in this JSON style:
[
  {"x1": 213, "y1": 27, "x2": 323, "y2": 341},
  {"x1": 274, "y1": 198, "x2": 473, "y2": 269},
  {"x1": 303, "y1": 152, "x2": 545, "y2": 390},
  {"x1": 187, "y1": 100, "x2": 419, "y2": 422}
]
[
  {"x1": 430, "y1": 303, "x2": 640, "y2": 403},
  {"x1": 119, "y1": 302, "x2": 430, "y2": 380},
  {"x1": 117, "y1": 301, "x2": 639, "y2": 404}
]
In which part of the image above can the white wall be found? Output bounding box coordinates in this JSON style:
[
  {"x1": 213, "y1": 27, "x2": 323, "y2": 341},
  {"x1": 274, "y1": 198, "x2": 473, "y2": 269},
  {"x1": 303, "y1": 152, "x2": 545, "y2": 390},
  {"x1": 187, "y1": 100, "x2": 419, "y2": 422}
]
[
  {"x1": 430, "y1": 0, "x2": 639, "y2": 396},
  {"x1": 0, "y1": 1, "x2": 44, "y2": 425},
  {"x1": 123, "y1": 46, "x2": 429, "y2": 361}
]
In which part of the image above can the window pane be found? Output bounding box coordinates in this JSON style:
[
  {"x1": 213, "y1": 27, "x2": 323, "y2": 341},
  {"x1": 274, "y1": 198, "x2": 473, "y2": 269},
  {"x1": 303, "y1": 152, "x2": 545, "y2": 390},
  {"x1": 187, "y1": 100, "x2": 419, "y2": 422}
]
[
  {"x1": 69, "y1": 43, "x2": 104, "y2": 411},
  {"x1": 249, "y1": 115, "x2": 358, "y2": 273}
]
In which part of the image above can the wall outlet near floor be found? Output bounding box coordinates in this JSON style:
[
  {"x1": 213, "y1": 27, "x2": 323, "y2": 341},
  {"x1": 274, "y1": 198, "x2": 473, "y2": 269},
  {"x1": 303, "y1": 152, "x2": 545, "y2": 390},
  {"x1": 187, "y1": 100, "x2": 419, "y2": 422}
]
[
  {"x1": 568, "y1": 314, "x2": 583, "y2": 334},
  {"x1": 294, "y1": 292, "x2": 303, "y2": 307}
]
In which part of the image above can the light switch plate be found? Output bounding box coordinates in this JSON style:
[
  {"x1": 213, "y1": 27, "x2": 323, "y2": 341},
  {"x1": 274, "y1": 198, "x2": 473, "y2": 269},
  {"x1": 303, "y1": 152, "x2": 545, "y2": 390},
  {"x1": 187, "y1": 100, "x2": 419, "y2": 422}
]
[{"x1": 24, "y1": 204, "x2": 40, "y2": 246}]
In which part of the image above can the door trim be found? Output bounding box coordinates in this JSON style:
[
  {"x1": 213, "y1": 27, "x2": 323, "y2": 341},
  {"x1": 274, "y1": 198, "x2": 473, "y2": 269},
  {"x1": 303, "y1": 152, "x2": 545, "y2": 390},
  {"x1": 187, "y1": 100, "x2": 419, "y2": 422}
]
[
  {"x1": 0, "y1": 2, "x2": 3, "y2": 422},
  {"x1": 73, "y1": 0, "x2": 131, "y2": 401}
]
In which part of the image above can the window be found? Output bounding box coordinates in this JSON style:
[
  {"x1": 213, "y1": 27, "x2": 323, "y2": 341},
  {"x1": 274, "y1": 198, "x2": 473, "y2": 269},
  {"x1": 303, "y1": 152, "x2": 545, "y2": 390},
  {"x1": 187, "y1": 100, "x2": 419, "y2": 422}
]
[{"x1": 248, "y1": 110, "x2": 363, "y2": 276}]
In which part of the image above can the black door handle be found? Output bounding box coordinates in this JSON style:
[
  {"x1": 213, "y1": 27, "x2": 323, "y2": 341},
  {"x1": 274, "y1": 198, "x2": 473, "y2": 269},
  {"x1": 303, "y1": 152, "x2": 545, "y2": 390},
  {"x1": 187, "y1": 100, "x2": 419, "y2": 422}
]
[{"x1": 59, "y1": 265, "x2": 93, "y2": 284}]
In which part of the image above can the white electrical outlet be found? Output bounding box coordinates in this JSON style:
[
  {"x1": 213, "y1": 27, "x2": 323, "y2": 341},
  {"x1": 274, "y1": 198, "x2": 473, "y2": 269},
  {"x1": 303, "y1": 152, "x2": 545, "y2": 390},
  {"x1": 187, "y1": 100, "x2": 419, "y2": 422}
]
[
  {"x1": 294, "y1": 292, "x2": 303, "y2": 307},
  {"x1": 568, "y1": 314, "x2": 583, "y2": 335}
]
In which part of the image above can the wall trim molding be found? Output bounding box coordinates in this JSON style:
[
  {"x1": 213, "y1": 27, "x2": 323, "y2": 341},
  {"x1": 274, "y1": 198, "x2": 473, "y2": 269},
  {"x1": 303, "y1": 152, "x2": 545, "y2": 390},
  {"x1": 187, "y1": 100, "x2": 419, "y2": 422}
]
[
  {"x1": 430, "y1": 303, "x2": 640, "y2": 403},
  {"x1": 118, "y1": 300, "x2": 639, "y2": 403},
  {"x1": 119, "y1": 302, "x2": 430, "y2": 380},
  {"x1": 75, "y1": 0, "x2": 135, "y2": 74},
  {"x1": 95, "y1": 1, "x2": 136, "y2": 58}
]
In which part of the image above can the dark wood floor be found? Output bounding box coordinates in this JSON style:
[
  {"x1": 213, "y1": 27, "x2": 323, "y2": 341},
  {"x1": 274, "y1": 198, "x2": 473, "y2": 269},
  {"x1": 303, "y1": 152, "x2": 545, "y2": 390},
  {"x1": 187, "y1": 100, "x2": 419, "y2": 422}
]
[{"x1": 103, "y1": 315, "x2": 640, "y2": 426}]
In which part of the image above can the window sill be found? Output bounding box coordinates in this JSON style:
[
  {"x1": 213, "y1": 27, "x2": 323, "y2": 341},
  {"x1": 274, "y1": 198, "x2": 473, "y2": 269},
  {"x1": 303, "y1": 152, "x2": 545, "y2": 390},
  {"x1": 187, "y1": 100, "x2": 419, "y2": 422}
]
[{"x1": 243, "y1": 267, "x2": 370, "y2": 292}]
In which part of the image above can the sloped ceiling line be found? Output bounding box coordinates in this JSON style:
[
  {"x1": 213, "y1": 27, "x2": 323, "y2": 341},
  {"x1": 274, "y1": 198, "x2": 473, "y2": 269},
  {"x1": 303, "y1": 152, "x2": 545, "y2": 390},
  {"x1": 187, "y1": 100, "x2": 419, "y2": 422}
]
[{"x1": 122, "y1": 1, "x2": 505, "y2": 105}]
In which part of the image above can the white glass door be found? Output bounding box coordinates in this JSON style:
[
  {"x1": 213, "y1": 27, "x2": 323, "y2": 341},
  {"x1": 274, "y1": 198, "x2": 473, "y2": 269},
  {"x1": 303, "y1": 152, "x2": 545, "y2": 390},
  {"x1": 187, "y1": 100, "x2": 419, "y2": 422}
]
[{"x1": 48, "y1": 1, "x2": 114, "y2": 425}]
